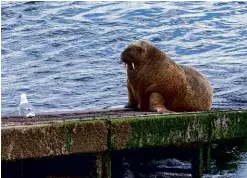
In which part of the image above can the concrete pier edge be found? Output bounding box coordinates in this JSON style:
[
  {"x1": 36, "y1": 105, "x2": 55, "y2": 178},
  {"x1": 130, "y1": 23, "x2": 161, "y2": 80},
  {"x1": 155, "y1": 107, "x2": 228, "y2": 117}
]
[{"x1": 2, "y1": 110, "x2": 247, "y2": 177}]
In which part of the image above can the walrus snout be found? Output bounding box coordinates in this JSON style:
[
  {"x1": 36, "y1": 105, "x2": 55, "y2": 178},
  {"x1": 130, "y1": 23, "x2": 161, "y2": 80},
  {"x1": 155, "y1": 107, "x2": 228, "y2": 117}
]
[
  {"x1": 121, "y1": 43, "x2": 147, "y2": 71},
  {"x1": 121, "y1": 48, "x2": 136, "y2": 70}
]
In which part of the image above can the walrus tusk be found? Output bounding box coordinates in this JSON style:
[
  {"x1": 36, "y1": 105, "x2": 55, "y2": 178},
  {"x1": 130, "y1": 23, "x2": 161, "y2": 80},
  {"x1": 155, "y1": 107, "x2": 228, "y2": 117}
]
[{"x1": 132, "y1": 63, "x2": 135, "y2": 69}]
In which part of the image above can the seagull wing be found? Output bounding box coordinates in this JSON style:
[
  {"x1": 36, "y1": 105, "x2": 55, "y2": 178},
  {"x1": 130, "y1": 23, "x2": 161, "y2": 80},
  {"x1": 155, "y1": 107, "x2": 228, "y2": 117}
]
[{"x1": 19, "y1": 102, "x2": 35, "y2": 117}]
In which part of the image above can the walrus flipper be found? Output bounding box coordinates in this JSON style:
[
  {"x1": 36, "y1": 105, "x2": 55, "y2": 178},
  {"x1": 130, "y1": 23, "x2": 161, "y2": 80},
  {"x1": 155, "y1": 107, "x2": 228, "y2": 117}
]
[
  {"x1": 149, "y1": 93, "x2": 172, "y2": 113},
  {"x1": 125, "y1": 81, "x2": 138, "y2": 109}
]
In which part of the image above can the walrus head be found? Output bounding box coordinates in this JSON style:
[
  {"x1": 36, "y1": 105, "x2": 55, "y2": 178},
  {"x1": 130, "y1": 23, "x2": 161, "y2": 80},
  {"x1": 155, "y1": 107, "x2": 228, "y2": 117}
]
[
  {"x1": 121, "y1": 41, "x2": 151, "y2": 71},
  {"x1": 121, "y1": 41, "x2": 164, "y2": 77}
]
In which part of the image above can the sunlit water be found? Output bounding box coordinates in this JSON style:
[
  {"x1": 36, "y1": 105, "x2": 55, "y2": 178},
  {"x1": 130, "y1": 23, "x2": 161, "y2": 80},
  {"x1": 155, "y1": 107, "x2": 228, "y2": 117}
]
[{"x1": 1, "y1": 1, "x2": 247, "y2": 177}]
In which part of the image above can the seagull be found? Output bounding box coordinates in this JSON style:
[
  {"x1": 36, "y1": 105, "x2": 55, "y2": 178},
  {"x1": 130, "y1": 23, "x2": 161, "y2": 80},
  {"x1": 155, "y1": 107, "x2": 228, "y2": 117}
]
[{"x1": 19, "y1": 93, "x2": 35, "y2": 117}]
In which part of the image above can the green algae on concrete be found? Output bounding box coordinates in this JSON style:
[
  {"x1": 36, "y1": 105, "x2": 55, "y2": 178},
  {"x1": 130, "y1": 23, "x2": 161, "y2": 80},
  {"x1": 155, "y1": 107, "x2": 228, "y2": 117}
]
[
  {"x1": 102, "y1": 151, "x2": 111, "y2": 178},
  {"x1": 2, "y1": 110, "x2": 247, "y2": 161},
  {"x1": 1, "y1": 120, "x2": 108, "y2": 161},
  {"x1": 110, "y1": 111, "x2": 247, "y2": 150},
  {"x1": 191, "y1": 147, "x2": 203, "y2": 178},
  {"x1": 210, "y1": 111, "x2": 247, "y2": 140},
  {"x1": 96, "y1": 154, "x2": 103, "y2": 178},
  {"x1": 203, "y1": 144, "x2": 211, "y2": 173},
  {"x1": 109, "y1": 120, "x2": 132, "y2": 150},
  {"x1": 110, "y1": 113, "x2": 211, "y2": 150},
  {"x1": 60, "y1": 120, "x2": 108, "y2": 154},
  {"x1": 2, "y1": 124, "x2": 67, "y2": 161},
  {"x1": 93, "y1": 152, "x2": 111, "y2": 178}
]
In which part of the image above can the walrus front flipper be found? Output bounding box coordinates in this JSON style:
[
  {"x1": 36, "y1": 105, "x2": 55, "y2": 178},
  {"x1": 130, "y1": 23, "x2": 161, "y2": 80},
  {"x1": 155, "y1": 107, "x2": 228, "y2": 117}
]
[
  {"x1": 149, "y1": 93, "x2": 172, "y2": 113},
  {"x1": 125, "y1": 80, "x2": 138, "y2": 109}
]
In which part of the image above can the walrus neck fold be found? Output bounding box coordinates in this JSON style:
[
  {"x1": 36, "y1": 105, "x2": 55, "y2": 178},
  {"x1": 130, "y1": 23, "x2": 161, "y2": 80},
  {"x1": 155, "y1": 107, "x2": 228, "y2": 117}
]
[
  {"x1": 126, "y1": 58, "x2": 150, "y2": 79},
  {"x1": 127, "y1": 65, "x2": 143, "y2": 79}
]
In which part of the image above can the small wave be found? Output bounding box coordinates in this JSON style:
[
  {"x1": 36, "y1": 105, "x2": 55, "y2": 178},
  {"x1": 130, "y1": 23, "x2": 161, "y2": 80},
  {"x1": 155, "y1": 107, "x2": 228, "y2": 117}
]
[
  {"x1": 1, "y1": 1, "x2": 247, "y2": 116},
  {"x1": 72, "y1": 76, "x2": 95, "y2": 82}
]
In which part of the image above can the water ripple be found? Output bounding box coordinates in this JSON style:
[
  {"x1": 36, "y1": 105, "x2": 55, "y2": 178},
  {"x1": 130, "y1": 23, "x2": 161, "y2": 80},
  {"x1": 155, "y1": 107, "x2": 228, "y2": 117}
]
[{"x1": 2, "y1": 1, "x2": 247, "y2": 117}]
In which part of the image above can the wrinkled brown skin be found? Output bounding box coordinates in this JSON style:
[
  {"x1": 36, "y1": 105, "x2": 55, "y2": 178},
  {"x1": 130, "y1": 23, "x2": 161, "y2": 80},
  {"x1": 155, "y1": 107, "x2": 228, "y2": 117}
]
[{"x1": 121, "y1": 41, "x2": 213, "y2": 112}]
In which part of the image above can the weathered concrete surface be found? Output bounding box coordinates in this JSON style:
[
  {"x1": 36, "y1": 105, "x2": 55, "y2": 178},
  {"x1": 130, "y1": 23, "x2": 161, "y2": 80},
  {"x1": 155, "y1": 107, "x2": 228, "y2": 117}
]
[
  {"x1": 2, "y1": 110, "x2": 247, "y2": 161},
  {"x1": 210, "y1": 111, "x2": 247, "y2": 139},
  {"x1": 1, "y1": 120, "x2": 108, "y2": 161},
  {"x1": 110, "y1": 111, "x2": 247, "y2": 150}
]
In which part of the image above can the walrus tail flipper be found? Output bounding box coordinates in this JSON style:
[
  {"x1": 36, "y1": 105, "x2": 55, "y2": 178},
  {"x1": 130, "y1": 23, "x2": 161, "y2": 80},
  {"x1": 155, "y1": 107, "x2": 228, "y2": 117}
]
[{"x1": 149, "y1": 93, "x2": 172, "y2": 113}]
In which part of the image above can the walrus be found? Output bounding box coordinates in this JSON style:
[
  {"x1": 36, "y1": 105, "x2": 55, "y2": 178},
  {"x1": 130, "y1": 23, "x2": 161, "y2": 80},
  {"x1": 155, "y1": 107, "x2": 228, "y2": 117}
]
[{"x1": 121, "y1": 41, "x2": 213, "y2": 112}]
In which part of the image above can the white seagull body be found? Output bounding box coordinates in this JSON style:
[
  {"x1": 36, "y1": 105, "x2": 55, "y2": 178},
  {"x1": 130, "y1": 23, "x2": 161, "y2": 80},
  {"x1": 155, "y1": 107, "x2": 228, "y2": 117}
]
[{"x1": 19, "y1": 93, "x2": 35, "y2": 117}]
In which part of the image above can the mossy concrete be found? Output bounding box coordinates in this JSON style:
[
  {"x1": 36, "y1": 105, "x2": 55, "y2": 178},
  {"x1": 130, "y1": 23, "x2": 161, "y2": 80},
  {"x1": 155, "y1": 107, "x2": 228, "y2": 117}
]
[
  {"x1": 110, "y1": 111, "x2": 247, "y2": 150},
  {"x1": 2, "y1": 110, "x2": 247, "y2": 161},
  {"x1": 1, "y1": 120, "x2": 108, "y2": 161},
  {"x1": 95, "y1": 152, "x2": 111, "y2": 178},
  {"x1": 210, "y1": 111, "x2": 247, "y2": 139},
  {"x1": 191, "y1": 147, "x2": 203, "y2": 178},
  {"x1": 203, "y1": 144, "x2": 211, "y2": 173}
]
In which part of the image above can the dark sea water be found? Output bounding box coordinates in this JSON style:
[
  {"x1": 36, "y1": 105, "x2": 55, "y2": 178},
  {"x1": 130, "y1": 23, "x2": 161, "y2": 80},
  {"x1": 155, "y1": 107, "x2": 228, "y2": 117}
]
[{"x1": 1, "y1": 1, "x2": 247, "y2": 177}]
